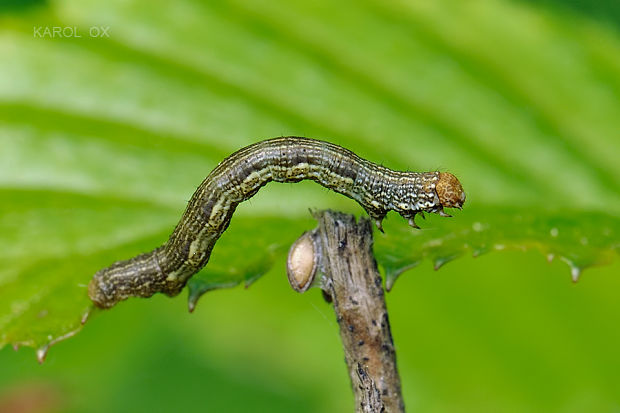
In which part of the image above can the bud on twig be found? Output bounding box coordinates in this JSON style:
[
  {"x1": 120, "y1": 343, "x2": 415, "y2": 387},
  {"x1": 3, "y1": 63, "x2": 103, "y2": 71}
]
[{"x1": 286, "y1": 231, "x2": 318, "y2": 293}]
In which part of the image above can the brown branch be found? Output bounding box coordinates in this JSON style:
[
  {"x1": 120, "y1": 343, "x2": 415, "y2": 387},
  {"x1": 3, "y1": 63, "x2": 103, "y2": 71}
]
[{"x1": 309, "y1": 210, "x2": 405, "y2": 413}]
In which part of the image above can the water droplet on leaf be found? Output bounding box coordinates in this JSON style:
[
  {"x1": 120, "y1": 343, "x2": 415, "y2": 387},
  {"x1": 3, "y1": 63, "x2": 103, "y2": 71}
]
[{"x1": 37, "y1": 346, "x2": 49, "y2": 364}]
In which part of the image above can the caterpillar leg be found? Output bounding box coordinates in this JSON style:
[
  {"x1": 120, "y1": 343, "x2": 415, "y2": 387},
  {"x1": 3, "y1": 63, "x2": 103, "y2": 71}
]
[
  {"x1": 373, "y1": 215, "x2": 386, "y2": 233},
  {"x1": 399, "y1": 211, "x2": 423, "y2": 230},
  {"x1": 408, "y1": 217, "x2": 421, "y2": 229},
  {"x1": 364, "y1": 208, "x2": 387, "y2": 233}
]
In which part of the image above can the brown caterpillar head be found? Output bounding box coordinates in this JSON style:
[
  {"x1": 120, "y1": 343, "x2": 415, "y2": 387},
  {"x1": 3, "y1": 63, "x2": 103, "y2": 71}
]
[{"x1": 436, "y1": 172, "x2": 465, "y2": 209}]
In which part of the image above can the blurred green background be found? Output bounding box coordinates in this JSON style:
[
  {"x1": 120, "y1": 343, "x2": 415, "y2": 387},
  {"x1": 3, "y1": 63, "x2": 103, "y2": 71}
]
[{"x1": 1, "y1": 0, "x2": 619, "y2": 412}]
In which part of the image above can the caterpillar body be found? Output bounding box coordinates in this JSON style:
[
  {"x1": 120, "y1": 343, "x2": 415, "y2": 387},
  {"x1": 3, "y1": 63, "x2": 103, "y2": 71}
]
[{"x1": 89, "y1": 137, "x2": 465, "y2": 308}]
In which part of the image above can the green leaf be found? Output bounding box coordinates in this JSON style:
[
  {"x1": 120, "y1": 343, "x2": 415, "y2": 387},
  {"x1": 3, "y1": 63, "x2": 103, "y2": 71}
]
[
  {"x1": 0, "y1": 189, "x2": 175, "y2": 359},
  {"x1": 0, "y1": 0, "x2": 619, "y2": 363},
  {"x1": 375, "y1": 208, "x2": 620, "y2": 290},
  {"x1": 186, "y1": 217, "x2": 312, "y2": 312}
]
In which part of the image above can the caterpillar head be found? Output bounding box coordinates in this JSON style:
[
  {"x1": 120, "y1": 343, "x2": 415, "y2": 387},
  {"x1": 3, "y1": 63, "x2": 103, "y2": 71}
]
[{"x1": 436, "y1": 172, "x2": 465, "y2": 209}]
